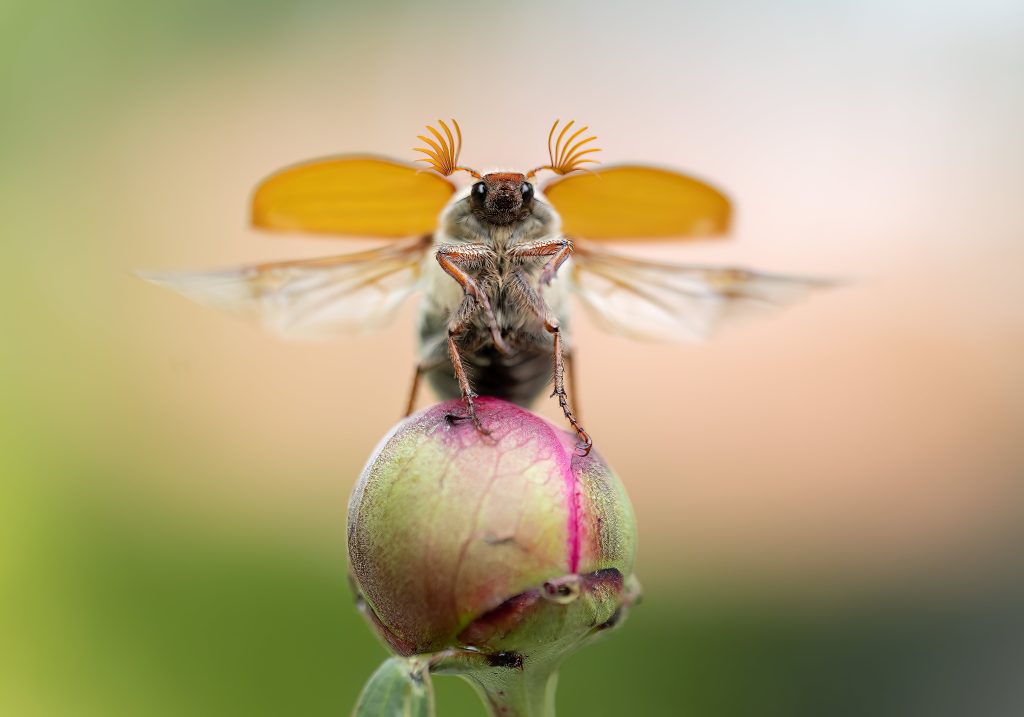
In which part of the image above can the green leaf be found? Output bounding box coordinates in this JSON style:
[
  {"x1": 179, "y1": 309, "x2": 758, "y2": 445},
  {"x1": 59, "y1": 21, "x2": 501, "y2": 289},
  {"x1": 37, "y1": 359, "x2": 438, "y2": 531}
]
[{"x1": 352, "y1": 657, "x2": 434, "y2": 717}]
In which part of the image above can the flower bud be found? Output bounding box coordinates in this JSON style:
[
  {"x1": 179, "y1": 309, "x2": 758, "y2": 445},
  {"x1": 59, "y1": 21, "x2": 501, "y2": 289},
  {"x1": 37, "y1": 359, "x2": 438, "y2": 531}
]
[{"x1": 347, "y1": 397, "x2": 638, "y2": 659}]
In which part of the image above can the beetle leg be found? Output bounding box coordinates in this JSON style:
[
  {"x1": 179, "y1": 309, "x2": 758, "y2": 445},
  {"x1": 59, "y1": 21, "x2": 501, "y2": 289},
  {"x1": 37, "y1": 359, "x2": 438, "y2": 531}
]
[
  {"x1": 509, "y1": 271, "x2": 591, "y2": 455},
  {"x1": 445, "y1": 295, "x2": 489, "y2": 434},
  {"x1": 435, "y1": 244, "x2": 509, "y2": 355},
  {"x1": 565, "y1": 348, "x2": 581, "y2": 421},
  {"x1": 548, "y1": 322, "x2": 591, "y2": 455},
  {"x1": 404, "y1": 357, "x2": 447, "y2": 416},
  {"x1": 507, "y1": 236, "x2": 573, "y2": 287}
]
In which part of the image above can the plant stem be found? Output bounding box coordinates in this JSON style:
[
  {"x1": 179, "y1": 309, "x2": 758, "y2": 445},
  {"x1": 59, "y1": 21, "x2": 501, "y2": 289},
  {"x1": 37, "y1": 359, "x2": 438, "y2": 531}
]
[{"x1": 461, "y1": 665, "x2": 559, "y2": 717}]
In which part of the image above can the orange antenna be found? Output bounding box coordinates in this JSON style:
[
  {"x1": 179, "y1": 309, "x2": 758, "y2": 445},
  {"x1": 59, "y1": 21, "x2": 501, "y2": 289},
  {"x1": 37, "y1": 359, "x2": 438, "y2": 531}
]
[
  {"x1": 413, "y1": 119, "x2": 481, "y2": 178},
  {"x1": 526, "y1": 119, "x2": 601, "y2": 179}
]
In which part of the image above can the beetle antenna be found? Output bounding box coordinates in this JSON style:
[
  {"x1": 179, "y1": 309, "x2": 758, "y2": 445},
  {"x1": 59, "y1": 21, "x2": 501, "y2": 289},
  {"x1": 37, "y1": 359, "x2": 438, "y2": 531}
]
[
  {"x1": 526, "y1": 119, "x2": 601, "y2": 179},
  {"x1": 413, "y1": 119, "x2": 481, "y2": 178}
]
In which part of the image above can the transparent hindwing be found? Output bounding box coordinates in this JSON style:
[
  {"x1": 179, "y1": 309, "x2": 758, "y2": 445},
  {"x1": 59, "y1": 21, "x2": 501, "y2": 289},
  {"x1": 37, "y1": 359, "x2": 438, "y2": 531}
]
[
  {"x1": 139, "y1": 236, "x2": 432, "y2": 339},
  {"x1": 568, "y1": 239, "x2": 833, "y2": 343}
]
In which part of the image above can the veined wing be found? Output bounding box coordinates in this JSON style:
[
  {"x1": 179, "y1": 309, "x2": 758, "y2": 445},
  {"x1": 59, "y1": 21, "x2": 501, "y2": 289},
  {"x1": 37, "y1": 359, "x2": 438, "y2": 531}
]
[
  {"x1": 140, "y1": 236, "x2": 432, "y2": 339},
  {"x1": 569, "y1": 239, "x2": 832, "y2": 343}
]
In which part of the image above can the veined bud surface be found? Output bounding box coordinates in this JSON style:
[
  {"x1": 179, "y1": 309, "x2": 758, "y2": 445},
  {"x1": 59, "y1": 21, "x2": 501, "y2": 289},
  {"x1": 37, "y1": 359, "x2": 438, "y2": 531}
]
[{"x1": 347, "y1": 397, "x2": 638, "y2": 660}]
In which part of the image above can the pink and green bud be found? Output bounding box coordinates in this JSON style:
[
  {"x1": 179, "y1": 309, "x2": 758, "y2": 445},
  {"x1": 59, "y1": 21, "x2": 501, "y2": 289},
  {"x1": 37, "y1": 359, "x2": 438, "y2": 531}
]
[{"x1": 347, "y1": 398, "x2": 640, "y2": 716}]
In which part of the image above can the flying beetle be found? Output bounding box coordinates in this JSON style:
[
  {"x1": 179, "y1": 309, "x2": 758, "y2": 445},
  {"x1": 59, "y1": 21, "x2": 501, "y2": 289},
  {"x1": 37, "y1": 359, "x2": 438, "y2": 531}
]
[{"x1": 144, "y1": 119, "x2": 827, "y2": 455}]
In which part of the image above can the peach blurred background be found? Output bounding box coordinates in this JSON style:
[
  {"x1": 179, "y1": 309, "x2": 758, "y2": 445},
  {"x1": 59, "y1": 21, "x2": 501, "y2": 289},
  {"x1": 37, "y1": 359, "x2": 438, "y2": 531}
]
[{"x1": 3, "y1": 1, "x2": 1023, "y2": 715}]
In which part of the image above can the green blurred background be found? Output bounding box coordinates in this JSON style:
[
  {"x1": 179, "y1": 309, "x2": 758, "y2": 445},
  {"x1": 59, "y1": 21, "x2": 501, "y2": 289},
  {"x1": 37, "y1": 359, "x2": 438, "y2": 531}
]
[{"x1": 2, "y1": 1, "x2": 1023, "y2": 715}]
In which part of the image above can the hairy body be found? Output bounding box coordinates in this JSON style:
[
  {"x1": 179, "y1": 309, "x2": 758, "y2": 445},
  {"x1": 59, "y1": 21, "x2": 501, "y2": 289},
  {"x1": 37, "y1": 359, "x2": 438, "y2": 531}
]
[{"x1": 413, "y1": 174, "x2": 587, "y2": 450}]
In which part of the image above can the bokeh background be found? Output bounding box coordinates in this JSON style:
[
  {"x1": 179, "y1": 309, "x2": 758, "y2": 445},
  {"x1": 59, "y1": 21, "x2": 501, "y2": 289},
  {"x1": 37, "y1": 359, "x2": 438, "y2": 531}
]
[{"x1": 3, "y1": 1, "x2": 1023, "y2": 715}]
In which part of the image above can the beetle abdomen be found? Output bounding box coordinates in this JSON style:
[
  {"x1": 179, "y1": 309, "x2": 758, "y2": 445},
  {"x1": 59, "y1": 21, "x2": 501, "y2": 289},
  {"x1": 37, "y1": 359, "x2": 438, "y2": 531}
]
[{"x1": 425, "y1": 346, "x2": 552, "y2": 408}]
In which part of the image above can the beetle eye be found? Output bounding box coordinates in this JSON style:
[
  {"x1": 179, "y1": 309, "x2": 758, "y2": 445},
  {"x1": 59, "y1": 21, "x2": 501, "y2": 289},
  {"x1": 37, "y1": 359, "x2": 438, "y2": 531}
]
[
  {"x1": 520, "y1": 182, "x2": 534, "y2": 203},
  {"x1": 471, "y1": 181, "x2": 487, "y2": 206}
]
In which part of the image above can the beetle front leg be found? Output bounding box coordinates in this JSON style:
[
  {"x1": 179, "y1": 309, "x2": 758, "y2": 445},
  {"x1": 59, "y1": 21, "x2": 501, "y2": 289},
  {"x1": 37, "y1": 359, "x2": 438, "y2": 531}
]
[
  {"x1": 446, "y1": 296, "x2": 489, "y2": 435},
  {"x1": 548, "y1": 322, "x2": 591, "y2": 455},
  {"x1": 507, "y1": 236, "x2": 572, "y2": 287},
  {"x1": 509, "y1": 271, "x2": 592, "y2": 455},
  {"x1": 435, "y1": 244, "x2": 509, "y2": 355}
]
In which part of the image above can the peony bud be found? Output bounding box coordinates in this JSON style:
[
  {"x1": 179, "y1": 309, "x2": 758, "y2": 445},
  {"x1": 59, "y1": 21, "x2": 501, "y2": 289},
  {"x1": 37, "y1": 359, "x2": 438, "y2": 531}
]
[{"x1": 347, "y1": 397, "x2": 640, "y2": 716}]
